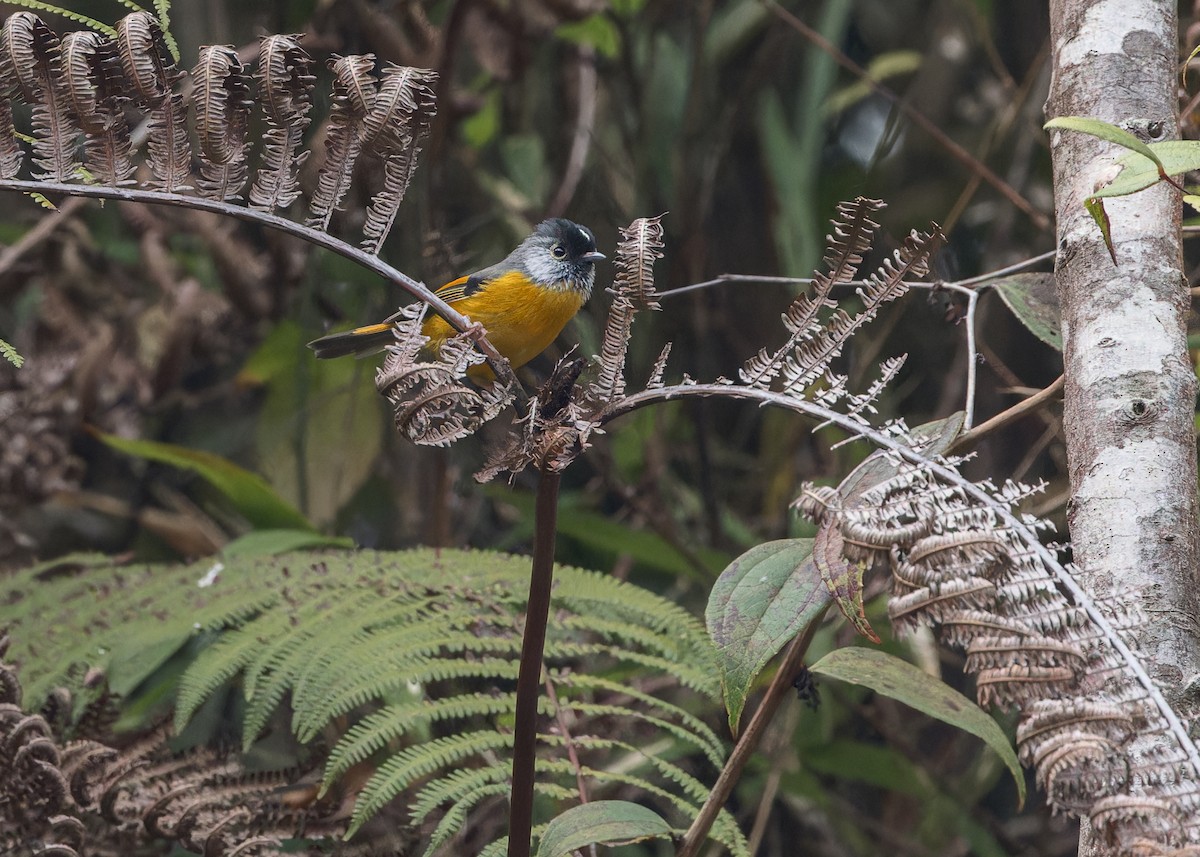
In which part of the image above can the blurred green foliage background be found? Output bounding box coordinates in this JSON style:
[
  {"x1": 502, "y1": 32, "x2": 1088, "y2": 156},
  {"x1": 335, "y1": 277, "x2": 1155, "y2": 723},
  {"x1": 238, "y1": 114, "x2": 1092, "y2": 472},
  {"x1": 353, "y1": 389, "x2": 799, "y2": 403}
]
[{"x1": 0, "y1": 0, "x2": 1086, "y2": 852}]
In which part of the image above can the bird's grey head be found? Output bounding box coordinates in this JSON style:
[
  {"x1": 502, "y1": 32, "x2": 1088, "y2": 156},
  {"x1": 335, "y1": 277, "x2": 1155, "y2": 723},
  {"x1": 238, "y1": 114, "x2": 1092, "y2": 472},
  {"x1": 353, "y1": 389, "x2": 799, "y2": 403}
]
[{"x1": 520, "y1": 219, "x2": 605, "y2": 295}]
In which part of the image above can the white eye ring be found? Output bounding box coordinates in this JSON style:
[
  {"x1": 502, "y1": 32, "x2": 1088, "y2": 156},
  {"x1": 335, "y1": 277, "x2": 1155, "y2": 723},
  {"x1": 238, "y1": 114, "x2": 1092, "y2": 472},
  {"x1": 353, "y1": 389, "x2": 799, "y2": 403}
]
[{"x1": 551, "y1": 245, "x2": 566, "y2": 259}]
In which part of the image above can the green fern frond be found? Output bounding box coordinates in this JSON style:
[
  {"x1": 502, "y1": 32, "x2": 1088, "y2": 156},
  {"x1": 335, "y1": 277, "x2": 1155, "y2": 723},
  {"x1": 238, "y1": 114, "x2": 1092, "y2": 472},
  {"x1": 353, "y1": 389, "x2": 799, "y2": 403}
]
[
  {"x1": 349, "y1": 729, "x2": 515, "y2": 833},
  {"x1": 558, "y1": 673, "x2": 725, "y2": 764},
  {"x1": 2, "y1": 548, "x2": 726, "y2": 849},
  {"x1": 173, "y1": 618, "x2": 286, "y2": 730},
  {"x1": 149, "y1": 0, "x2": 177, "y2": 60},
  {"x1": 321, "y1": 693, "x2": 532, "y2": 785},
  {"x1": 418, "y1": 783, "x2": 513, "y2": 854},
  {"x1": 2, "y1": 0, "x2": 118, "y2": 36},
  {"x1": 0, "y1": 338, "x2": 23, "y2": 367}
]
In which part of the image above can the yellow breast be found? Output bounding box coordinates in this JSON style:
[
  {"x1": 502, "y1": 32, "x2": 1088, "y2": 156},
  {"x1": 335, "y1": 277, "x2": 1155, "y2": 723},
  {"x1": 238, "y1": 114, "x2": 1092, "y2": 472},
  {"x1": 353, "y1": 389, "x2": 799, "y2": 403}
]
[{"x1": 420, "y1": 272, "x2": 587, "y2": 383}]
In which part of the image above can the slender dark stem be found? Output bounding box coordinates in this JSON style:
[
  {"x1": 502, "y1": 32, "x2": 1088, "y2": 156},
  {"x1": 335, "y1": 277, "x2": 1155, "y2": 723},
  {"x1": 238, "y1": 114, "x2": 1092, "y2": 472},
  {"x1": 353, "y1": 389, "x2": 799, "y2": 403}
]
[
  {"x1": 675, "y1": 614, "x2": 826, "y2": 857},
  {"x1": 508, "y1": 468, "x2": 562, "y2": 857},
  {"x1": 0, "y1": 179, "x2": 523, "y2": 393}
]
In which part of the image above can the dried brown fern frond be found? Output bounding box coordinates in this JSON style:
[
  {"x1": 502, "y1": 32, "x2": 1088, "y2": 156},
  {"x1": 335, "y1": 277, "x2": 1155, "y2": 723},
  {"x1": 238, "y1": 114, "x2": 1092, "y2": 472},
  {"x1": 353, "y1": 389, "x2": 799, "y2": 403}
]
[
  {"x1": 60, "y1": 31, "x2": 133, "y2": 185},
  {"x1": 359, "y1": 64, "x2": 437, "y2": 253},
  {"x1": 307, "y1": 53, "x2": 377, "y2": 230},
  {"x1": 249, "y1": 34, "x2": 314, "y2": 211},
  {"x1": 740, "y1": 197, "x2": 882, "y2": 389},
  {"x1": 0, "y1": 637, "x2": 361, "y2": 857},
  {"x1": 1, "y1": 12, "x2": 80, "y2": 181},
  {"x1": 796, "y1": 445, "x2": 1200, "y2": 849},
  {"x1": 588, "y1": 214, "x2": 665, "y2": 404},
  {"x1": 193, "y1": 45, "x2": 252, "y2": 200},
  {"x1": 374, "y1": 304, "x2": 511, "y2": 447},
  {"x1": 115, "y1": 11, "x2": 190, "y2": 191}
]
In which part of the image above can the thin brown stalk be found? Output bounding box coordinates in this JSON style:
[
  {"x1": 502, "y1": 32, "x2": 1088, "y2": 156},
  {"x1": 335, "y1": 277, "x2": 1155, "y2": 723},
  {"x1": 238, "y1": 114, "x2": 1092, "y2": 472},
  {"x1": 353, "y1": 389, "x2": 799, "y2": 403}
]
[
  {"x1": 951, "y1": 375, "x2": 1065, "y2": 452},
  {"x1": 507, "y1": 469, "x2": 562, "y2": 857},
  {"x1": 675, "y1": 613, "x2": 825, "y2": 857}
]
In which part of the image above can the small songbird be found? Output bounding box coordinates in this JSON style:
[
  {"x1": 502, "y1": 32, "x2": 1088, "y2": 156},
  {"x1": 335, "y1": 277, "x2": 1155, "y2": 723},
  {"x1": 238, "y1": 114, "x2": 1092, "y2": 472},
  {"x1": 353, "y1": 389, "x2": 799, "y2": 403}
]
[{"x1": 308, "y1": 218, "x2": 605, "y2": 384}]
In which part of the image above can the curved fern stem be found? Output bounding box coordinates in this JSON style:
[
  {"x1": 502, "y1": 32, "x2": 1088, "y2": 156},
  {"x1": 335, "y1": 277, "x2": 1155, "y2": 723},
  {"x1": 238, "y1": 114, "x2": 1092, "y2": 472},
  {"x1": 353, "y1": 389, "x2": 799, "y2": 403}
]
[{"x1": 508, "y1": 468, "x2": 561, "y2": 857}]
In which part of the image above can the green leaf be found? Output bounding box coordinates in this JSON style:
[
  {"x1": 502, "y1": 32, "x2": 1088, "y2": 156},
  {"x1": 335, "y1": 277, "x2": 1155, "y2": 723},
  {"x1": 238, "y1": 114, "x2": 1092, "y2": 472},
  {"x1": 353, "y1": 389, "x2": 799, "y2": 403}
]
[
  {"x1": 94, "y1": 430, "x2": 316, "y2": 532},
  {"x1": 706, "y1": 539, "x2": 829, "y2": 733},
  {"x1": 1084, "y1": 196, "x2": 1118, "y2": 265},
  {"x1": 0, "y1": 338, "x2": 23, "y2": 368},
  {"x1": 462, "y1": 89, "x2": 501, "y2": 148},
  {"x1": 1093, "y1": 140, "x2": 1200, "y2": 199},
  {"x1": 220, "y1": 529, "x2": 353, "y2": 559},
  {"x1": 1044, "y1": 116, "x2": 1168, "y2": 181},
  {"x1": 252, "y1": 321, "x2": 384, "y2": 527},
  {"x1": 810, "y1": 647, "x2": 1025, "y2": 808},
  {"x1": 535, "y1": 801, "x2": 673, "y2": 857},
  {"x1": 556, "y1": 14, "x2": 620, "y2": 58},
  {"x1": 990, "y1": 273, "x2": 1061, "y2": 350},
  {"x1": 106, "y1": 626, "x2": 191, "y2": 696}
]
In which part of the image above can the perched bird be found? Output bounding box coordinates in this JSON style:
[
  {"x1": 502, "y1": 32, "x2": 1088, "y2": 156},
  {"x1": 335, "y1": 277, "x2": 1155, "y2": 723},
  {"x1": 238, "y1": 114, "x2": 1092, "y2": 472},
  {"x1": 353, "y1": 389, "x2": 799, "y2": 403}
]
[{"x1": 308, "y1": 219, "x2": 604, "y2": 384}]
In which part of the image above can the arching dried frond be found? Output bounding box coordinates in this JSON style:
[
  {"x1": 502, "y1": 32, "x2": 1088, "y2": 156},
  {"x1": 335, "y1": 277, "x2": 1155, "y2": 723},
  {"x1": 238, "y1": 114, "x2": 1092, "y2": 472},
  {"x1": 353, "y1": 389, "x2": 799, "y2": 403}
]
[
  {"x1": 2, "y1": 12, "x2": 80, "y2": 181},
  {"x1": 588, "y1": 215, "x2": 666, "y2": 404},
  {"x1": 360, "y1": 64, "x2": 437, "y2": 253},
  {"x1": 307, "y1": 54, "x2": 377, "y2": 229},
  {"x1": 741, "y1": 198, "x2": 882, "y2": 389},
  {"x1": 60, "y1": 31, "x2": 133, "y2": 185},
  {"x1": 249, "y1": 34, "x2": 314, "y2": 211},
  {"x1": 115, "y1": 11, "x2": 189, "y2": 191},
  {"x1": 193, "y1": 45, "x2": 251, "y2": 200}
]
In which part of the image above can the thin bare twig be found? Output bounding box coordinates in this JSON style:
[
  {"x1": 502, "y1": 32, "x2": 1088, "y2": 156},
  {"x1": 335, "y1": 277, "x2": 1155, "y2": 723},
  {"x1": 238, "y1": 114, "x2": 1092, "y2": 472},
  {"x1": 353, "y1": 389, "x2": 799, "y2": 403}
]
[
  {"x1": 546, "y1": 45, "x2": 597, "y2": 218},
  {"x1": 0, "y1": 196, "x2": 87, "y2": 282},
  {"x1": 951, "y1": 374, "x2": 1065, "y2": 452}
]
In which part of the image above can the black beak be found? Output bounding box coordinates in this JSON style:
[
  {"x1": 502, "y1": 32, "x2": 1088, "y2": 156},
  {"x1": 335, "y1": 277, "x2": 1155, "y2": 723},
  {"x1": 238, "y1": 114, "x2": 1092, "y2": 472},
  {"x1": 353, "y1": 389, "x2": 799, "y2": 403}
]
[{"x1": 581, "y1": 251, "x2": 606, "y2": 263}]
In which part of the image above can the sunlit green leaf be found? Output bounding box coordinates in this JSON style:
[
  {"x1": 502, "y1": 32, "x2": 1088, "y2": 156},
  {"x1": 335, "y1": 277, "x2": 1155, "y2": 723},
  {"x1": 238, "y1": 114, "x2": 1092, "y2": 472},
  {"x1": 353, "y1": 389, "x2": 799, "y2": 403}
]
[{"x1": 556, "y1": 14, "x2": 620, "y2": 58}]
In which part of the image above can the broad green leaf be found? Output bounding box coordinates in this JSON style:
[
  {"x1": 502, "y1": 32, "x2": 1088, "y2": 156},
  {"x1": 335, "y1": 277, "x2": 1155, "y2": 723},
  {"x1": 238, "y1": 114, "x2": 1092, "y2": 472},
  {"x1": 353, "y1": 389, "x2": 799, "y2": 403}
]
[
  {"x1": 990, "y1": 273, "x2": 1061, "y2": 350},
  {"x1": 1094, "y1": 140, "x2": 1200, "y2": 199},
  {"x1": 221, "y1": 529, "x2": 354, "y2": 559},
  {"x1": 106, "y1": 627, "x2": 191, "y2": 696},
  {"x1": 706, "y1": 539, "x2": 829, "y2": 733},
  {"x1": 252, "y1": 321, "x2": 384, "y2": 527},
  {"x1": 811, "y1": 647, "x2": 1025, "y2": 807},
  {"x1": 813, "y1": 523, "x2": 878, "y2": 642},
  {"x1": 535, "y1": 801, "x2": 673, "y2": 857},
  {"x1": 1044, "y1": 116, "x2": 1166, "y2": 179},
  {"x1": 94, "y1": 431, "x2": 315, "y2": 532}
]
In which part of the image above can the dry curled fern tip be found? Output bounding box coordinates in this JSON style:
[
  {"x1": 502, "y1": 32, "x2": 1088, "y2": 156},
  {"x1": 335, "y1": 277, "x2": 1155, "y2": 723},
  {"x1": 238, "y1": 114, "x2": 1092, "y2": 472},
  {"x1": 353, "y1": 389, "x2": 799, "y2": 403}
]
[{"x1": 375, "y1": 305, "x2": 510, "y2": 448}]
